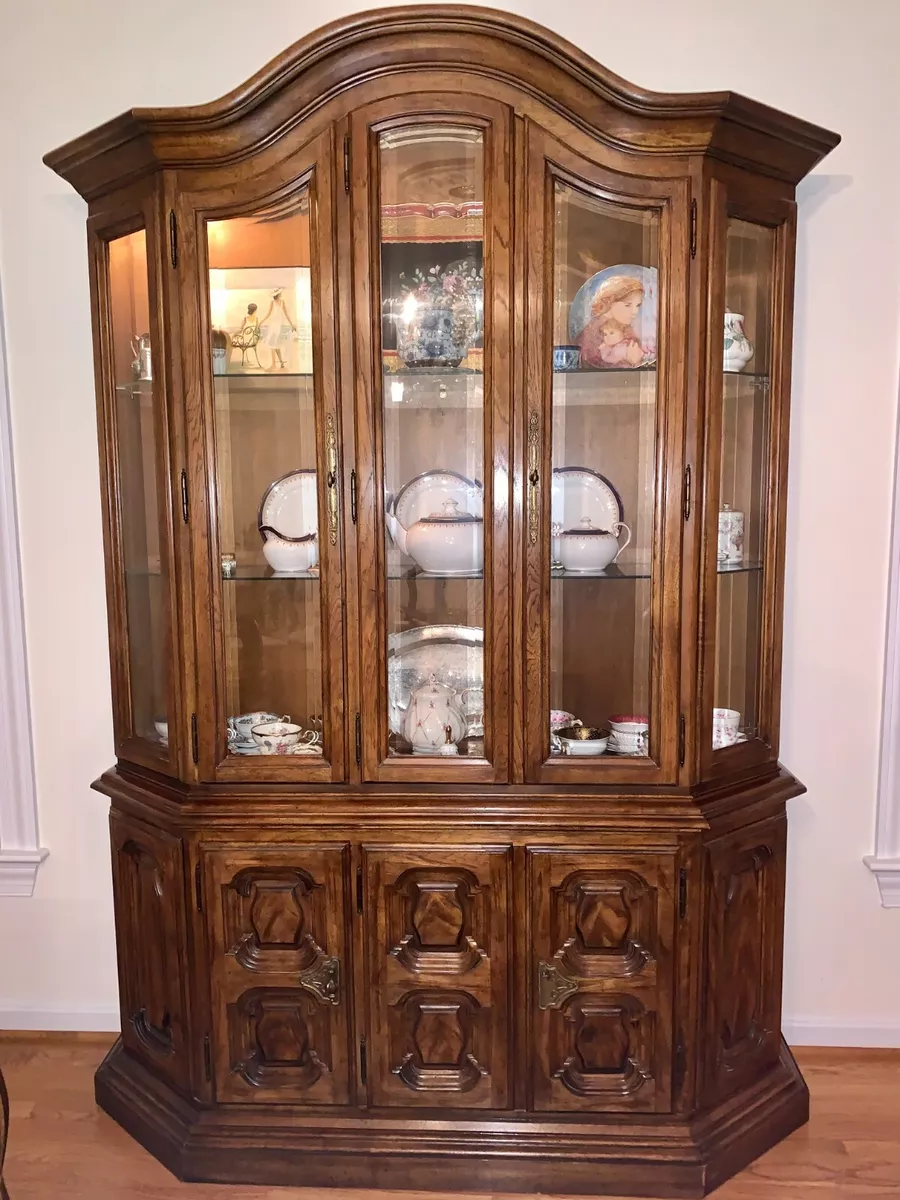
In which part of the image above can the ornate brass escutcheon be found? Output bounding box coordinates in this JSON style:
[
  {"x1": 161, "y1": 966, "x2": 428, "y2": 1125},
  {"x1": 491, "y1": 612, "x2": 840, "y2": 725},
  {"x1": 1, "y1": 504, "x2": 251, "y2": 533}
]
[
  {"x1": 537, "y1": 960, "x2": 578, "y2": 1010},
  {"x1": 325, "y1": 412, "x2": 339, "y2": 545},
  {"x1": 299, "y1": 954, "x2": 341, "y2": 1005}
]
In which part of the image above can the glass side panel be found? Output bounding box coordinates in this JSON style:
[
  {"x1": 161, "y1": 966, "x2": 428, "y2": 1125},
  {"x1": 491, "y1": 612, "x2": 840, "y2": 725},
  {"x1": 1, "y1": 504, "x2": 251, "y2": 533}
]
[
  {"x1": 109, "y1": 229, "x2": 169, "y2": 754},
  {"x1": 713, "y1": 218, "x2": 775, "y2": 750},
  {"x1": 549, "y1": 184, "x2": 658, "y2": 760},
  {"x1": 379, "y1": 126, "x2": 486, "y2": 759},
  {"x1": 207, "y1": 192, "x2": 325, "y2": 759}
]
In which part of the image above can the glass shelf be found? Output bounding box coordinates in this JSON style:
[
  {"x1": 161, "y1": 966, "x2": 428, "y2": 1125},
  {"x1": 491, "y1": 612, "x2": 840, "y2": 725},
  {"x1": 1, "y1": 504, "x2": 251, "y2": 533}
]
[
  {"x1": 213, "y1": 372, "x2": 314, "y2": 381},
  {"x1": 723, "y1": 370, "x2": 770, "y2": 382},
  {"x1": 384, "y1": 366, "x2": 482, "y2": 378},
  {"x1": 553, "y1": 365, "x2": 656, "y2": 376},
  {"x1": 717, "y1": 560, "x2": 763, "y2": 575}
]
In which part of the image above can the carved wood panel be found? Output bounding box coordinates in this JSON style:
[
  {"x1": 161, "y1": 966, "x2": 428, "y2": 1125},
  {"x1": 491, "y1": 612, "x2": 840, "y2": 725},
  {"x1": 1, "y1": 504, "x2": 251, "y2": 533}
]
[
  {"x1": 529, "y1": 849, "x2": 675, "y2": 1113},
  {"x1": 702, "y1": 815, "x2": 786, "y2": 1107},
  {"x1": 364, "y1": 846, "x2": 511, "y2": 1108},
  {"x1": 109, "y1": 812, "x2": 190, "y2": 1089},
  {"x1": 203, "y1": 843, "x2": 351, "y2": 1104}
]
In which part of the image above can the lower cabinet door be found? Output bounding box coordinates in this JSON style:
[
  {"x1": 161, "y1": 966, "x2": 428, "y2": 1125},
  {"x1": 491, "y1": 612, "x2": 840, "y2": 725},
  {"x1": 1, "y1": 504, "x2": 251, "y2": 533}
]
[
  {"x1": 202, "y1": 843, "x2": 352, "y2": 1105},
  {"x1": 364, "y1": 845, "x2": 512, "y2": 1109},
  {"x1": 110, "y1": 812, "x2": 191, "y2": 1090},
  {"x1": 529, "y1": 848, "x2": 676, "y2": 1113},
  {"x1": 701, "y1": 815, "x2": 786, "y2": 1107}
]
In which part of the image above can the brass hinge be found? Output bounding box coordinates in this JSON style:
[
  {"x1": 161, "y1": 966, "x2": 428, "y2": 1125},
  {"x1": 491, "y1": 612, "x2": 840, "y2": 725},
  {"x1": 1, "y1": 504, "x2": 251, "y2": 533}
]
[
  {"x1": 359, "y1": 1035, "x2": 367, "y2": 1085},
  {"x1": 194, "y1": 861, "x2": 203, "y2": 912},
  {"x1": 673, "y1": 1030, "x2": 686, "y2": 1094},
  {"x1": 180, "y1": 469, "x2": 189, "y2": 524},
  {"x1": 169, "y1": 210, "x2": 178, "y2": 268},
  {"x1": 191, "y1": 712, "x2": 199, "y2": 764},
  {"x1": 343, "y1": 134, "x2": 351, "y2": 193},
  {"x1": 355, "y1": 712, "x2": 361, "y2": 765},
  {"x1": 202, "y1": 1033, "x2": 212, "y2": 1082},
  {"x1": 350, "y1": 469, "x2": 358, "y2": 524},
  {"x1": 678, "y1": 713, "x2": 686, "y2": 767},
  {"x1": 356, "y1": 865, "x2": 364, "y2": 914},
  {"x1": 690, "y1": 198, "x2": 697, "y2": 259},
  {"x1": 678, "y1": 867, "x2": 688, "y2": 919},
  {"x1": 683, "y1": 464, "x2": 691, "y2": 522}
]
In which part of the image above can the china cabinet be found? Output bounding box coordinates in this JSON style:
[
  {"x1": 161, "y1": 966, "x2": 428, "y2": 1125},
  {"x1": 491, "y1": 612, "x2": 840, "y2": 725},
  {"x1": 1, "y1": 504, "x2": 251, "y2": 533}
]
[{"x1": 45, "y1": 7, "x2": 839, "y2": 1195}]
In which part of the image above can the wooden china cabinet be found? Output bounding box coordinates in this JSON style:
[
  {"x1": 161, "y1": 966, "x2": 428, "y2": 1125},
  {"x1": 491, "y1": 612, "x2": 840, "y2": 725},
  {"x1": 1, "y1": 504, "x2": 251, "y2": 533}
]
[{"x1": 45, "y1": 8, "x2": 838, "y2": 1196}]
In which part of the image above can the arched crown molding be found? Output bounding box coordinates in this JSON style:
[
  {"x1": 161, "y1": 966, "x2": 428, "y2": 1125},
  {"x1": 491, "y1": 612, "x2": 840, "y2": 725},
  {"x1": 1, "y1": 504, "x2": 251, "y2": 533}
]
[{"x1": 44, "y1": 4, "x2": 839, "y2": 201}]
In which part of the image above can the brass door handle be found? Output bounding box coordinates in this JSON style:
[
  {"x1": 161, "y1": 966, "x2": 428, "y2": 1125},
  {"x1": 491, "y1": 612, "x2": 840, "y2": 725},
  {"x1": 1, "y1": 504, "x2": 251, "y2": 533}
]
[
  {"x1": 325, "y1": 413, "x2": 339, "y2": 546},
  {"x1": 299, "y1": 954, "x2": 340, "y2": 1006},
  {"x1": 528, "y1": 409, "x2": 540, "y2": 546}
]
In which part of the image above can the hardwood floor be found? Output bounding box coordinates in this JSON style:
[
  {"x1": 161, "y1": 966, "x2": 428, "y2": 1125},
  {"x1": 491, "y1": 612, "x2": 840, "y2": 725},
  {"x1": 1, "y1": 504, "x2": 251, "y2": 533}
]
[{"x1": 0, "y1": 1035, "x2": 898, "y2": 1199}]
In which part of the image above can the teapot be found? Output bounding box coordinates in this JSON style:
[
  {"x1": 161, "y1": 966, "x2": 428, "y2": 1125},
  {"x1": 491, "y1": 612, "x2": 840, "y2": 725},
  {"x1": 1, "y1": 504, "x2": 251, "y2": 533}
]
[
  {"x1": 402, "y1": 673, "x2": 468, "y2": 754},
  {"x1": 386, "y1": 499, "x2": 483, "y2": 576},
  {"x1": 555, "y1": 516, "x2": 632, "y2": 573}
]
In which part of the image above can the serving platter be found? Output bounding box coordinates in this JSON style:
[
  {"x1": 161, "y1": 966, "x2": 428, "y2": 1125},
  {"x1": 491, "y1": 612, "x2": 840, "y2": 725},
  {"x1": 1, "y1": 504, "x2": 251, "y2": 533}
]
[
  {"x1": 387, "y1": 623, "x2": 484, "y2": 715},
  {"x1": 258, "y1": 468, "x2": 318, "y2": 539},
  {"x1": 551, "y1": 467, "x2": 623, "y2": 533},
  {"x1": 390, "y1": 469, "x2": 483, "y2": 530}
]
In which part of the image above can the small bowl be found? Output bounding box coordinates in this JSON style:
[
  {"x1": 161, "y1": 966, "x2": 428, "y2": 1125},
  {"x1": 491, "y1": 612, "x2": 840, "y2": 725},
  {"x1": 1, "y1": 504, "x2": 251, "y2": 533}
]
[
  {"x1": 251, "y1": 720, "x2": 306, "y2": 754},
  {"x1": 557, "y1": 725, "x2": 610, "y2": 756}
]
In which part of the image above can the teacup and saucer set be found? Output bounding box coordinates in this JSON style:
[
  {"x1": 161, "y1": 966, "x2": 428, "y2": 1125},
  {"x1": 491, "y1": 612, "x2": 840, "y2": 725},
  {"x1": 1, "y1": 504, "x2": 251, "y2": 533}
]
[{"x1": 227, "y1": 711, "x2": 322, "y2": 756}]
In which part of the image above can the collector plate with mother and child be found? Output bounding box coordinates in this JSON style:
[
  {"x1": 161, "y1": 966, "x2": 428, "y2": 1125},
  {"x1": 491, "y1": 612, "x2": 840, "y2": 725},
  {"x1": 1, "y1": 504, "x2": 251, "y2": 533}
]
[{"x1": 568, "y1": 264, "x2": 658, "y2": 369}]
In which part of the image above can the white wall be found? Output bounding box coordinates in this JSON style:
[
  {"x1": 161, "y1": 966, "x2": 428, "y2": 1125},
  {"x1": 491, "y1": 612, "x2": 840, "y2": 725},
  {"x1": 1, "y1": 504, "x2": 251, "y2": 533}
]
[{"x1": 0, "y1": 0, "x2": 898, "y2": 1042}]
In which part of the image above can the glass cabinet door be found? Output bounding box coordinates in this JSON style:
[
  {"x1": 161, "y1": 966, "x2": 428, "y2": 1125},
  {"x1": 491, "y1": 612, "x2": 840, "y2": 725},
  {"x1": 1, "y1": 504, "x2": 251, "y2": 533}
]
[
  {"x1": 193, "y1": 138, "x2": 345, "y2": 779},
  {"x1": 524, "y1": 128, "x2": 687, "y2": 783},
  {"x1": 352, "y1": 101, "x2": 511, "y2": 781},
  {"x1": 703, "y1": 190, "x2": 793, "y2": 772},
  {"x1": 101, "y1": 222, "x2": 177, "y2": 771}
]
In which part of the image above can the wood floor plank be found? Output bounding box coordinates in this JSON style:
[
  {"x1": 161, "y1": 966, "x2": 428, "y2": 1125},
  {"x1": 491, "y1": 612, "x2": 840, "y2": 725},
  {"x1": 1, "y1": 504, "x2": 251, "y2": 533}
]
[{"x1": 0, "y1": 1038, "x2": 898, "y2": 1198}]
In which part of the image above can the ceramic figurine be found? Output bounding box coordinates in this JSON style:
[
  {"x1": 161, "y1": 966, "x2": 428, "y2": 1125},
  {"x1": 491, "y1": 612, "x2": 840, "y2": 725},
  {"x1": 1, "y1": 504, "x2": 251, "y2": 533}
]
[
  {"x1": 232, "y1": 303, "x2": 264, "y2": 368},
  {"x1": 402, "y1": 674, "x2": 467, "y2": 754},
  {"x1": 386, "y1": 499, "x2": 483, "y2": 576},
  {"x1": 259, "y1": 287, "x2": 299, "y2": 370},
  {"x1": 723, "y1": 311, "x2": 754, "y2": 371}
]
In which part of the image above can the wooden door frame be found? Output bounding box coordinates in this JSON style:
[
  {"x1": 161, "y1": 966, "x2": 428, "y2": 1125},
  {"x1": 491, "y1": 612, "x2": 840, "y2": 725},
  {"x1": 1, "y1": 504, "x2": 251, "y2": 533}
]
[
  {"x1": 176, "y1": 127, "x2": 348, "y2": 784},
  {"x1": 350, "y1": 92, "x2": 513, "y2": 784},
  {"x1": 521, "y1": 121, "x2": 691, "y2": 786}
]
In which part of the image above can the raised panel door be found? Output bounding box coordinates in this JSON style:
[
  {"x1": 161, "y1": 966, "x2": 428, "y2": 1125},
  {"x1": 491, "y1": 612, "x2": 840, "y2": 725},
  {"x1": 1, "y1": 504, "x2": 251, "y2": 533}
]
[
  {"x1": 529, "y1": 848, "x2": 676, "y2": 1113},
  {"x1": 202, "y1": 843, "x2": 352, "y2": 1105},
  {"x1": 701, "y1": 815, "x2": 786, "y2": 1106},
  {"x1": 363, "y1": 846, "x2": 512, "y2": 1108},
  {"x1": 109, "y1": 812, "x2": 190, "y2": 1090}
]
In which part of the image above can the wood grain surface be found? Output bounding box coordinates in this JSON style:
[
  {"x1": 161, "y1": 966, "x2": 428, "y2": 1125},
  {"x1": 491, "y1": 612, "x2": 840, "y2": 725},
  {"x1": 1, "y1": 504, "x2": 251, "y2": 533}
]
[{"x1": 0, "y1": 1035, "x2": 897, "y2": 1199}]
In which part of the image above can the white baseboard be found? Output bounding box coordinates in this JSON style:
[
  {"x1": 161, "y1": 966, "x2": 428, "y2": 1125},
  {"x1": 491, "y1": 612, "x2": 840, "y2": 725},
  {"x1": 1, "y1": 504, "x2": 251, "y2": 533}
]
[
  {"x1": 0, "y1": 1009, "x2": 119, "y2": 1033},
  {"x1": 784, "y1": 1018, "x2": 900, "y2": 1048}
]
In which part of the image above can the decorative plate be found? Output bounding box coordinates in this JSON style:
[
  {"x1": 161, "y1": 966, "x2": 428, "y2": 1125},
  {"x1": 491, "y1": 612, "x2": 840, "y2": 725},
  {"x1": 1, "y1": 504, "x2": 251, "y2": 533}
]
[
  {"x1": 387, "y1": 624, "x2": 484, "y2": 715},
  {"x1": 391, "y1": 470, "x2": 483, "y2": 530},
  {"x1": 258, "y1": 469, "x2": 318, "y2": 540},
  {"x1": 568, "y1": 264, "x2": 658, "y2": 369},
  {"x1": 551, "y1": 467, "x2": 623, "y2": 533}
]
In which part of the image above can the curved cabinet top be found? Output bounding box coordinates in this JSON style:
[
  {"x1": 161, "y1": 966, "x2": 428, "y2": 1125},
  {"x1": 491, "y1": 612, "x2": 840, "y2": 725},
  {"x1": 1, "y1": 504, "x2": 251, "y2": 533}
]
[{"x1": 44, "y1": 4, "x2": 838, "y2": 200}]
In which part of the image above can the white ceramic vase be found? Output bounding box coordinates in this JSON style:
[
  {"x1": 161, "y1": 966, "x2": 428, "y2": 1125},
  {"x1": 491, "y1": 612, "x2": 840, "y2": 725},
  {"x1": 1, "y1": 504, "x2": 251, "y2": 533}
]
[{"x1": 723, "y1": 312, "x2": 754, "y2": 372}]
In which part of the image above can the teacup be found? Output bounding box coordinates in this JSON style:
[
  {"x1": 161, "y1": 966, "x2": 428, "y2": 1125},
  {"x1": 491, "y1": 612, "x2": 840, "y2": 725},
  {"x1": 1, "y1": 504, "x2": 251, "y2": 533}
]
[
  {"x1": 713, "y1": 707, "x2": 741, "y2": 749},
  {"x1": 550, "y1": 709, "x2": 578, "y2": 731},
  {"x1": 230, "y1": 711, "x2": 280, "y2": 745},
  {"x1": 553, "y1": 344, "x2": 581, "y2": 372},
  {"x1": 251, "y1": 720, "x2": 316, "y2": 754},
  {"x1": 609, "y1": 714, "x2": 649, "y2": 755}
]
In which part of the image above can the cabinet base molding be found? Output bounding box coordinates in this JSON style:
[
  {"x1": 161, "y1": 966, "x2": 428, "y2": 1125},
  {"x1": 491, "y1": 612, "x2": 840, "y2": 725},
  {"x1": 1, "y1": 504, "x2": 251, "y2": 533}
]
[{"x1": 95, "y1": 1038, "x2": 808, "y2": 1198}]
